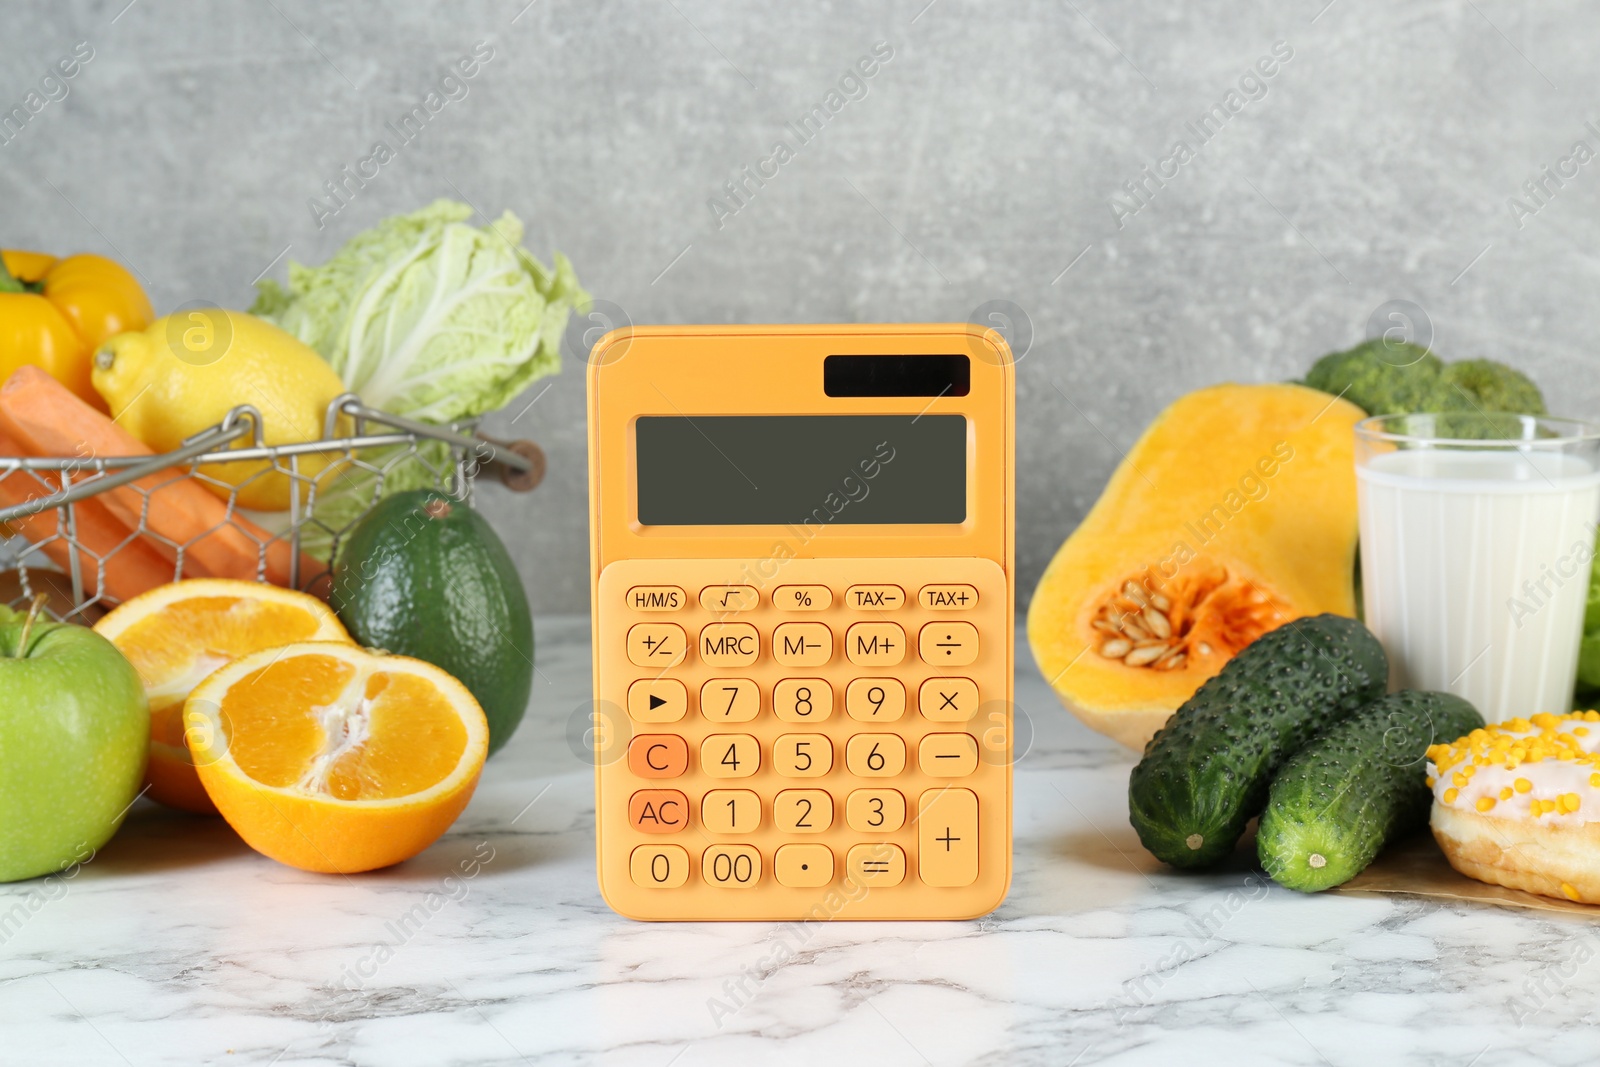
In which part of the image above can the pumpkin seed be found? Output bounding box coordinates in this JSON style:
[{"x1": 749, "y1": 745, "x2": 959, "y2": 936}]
[
  {"x1": 1155, "y1": 652, "x2": 1186, "y2": 671},
  {"x1": 1099, "y1": 638, "x2": 1132, "y2": 658},
  {"x1": 1150, "y1": 592, "x2": 1171, "y2": 611},
  {"x1": 1123, "y1": 644, "x2": 1168, "y2": 667},
  {"x1": 1142, "y1": 607, "x2": 1172, "y2": 639}
]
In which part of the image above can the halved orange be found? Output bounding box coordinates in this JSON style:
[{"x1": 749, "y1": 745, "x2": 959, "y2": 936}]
[
  {"x1": 94, "y1": 579, "x2": 352, "y2": 813},
  {"x1": 183, "y1": 642, "x2": 489, "y2": 873}
]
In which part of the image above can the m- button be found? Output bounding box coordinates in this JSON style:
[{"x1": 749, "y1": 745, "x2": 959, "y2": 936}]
[
  {"x1": 627, "y1": 624, "x2": 686, "y2": 667},
  {"x1": 773, "y1": 622, "x2": 832, "y2": 667}
]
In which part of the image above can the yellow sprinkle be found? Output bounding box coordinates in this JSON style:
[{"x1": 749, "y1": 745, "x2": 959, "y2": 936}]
[
  {"x1": 1562, "y1": 882, "x2": 1583, "y2": 901},
  {"x1": 1591, "y1": 773, "x2": 1600, "y2": 788},
  {"x1": 1543, "y1": 799, "x2": 1559, "y2": 815},
  {"x1": 1444, "y1": 788, "x2": 1460, "y2": 804},
  {"x1": 1500, "y1": 787, "x2": 1514, "y2": 801},
  {"x1": 1476, "y1": 796, "x2": 1496, "y2": 812},
  {"x1": 1587, "y1": 710, "x2": 1600, "y2": 722},
  {"x1": 1576, "y1": 727, "x2": 1590, "y2": 737},
  {"x1": 1562, "y1": 793, "x2": 1582, "y2": 814},
  {"x1": 1515, "y1": 778, "x2": 1533, "y2": 793},
  {"x1": 1452, "y1": 772, "x2": 1470, "y2": 788},
  {"x1": 1425, "y1": 776, "x2": 1436, "y2": 788}
]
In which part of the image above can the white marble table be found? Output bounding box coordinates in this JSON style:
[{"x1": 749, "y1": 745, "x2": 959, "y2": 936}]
[{"x1": 4, "y1": 616, "x2": 1598, "y2": 1066}]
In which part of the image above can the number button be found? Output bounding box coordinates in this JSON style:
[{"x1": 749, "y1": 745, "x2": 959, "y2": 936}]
[
  {"x1": 919, "y1": 733, "x2": 979, "y2": 777},
  {"x1": 919, "y1": 584, "x2": 977, "y2": 610},
  {"x1": 918, "y1": 787, "x2": 979, "y2": 887},
  {"x1": 629, "y1": 789, "x2": 689, "y2": 833},
  {"x1": 846, "y1": 842, "x2": 905, "y2": 887},
  {"x1": 846, "y1": 678, "x2": 905, "y2": 721},
  {"x1": 700, "y1": 623, "x2": 759, "y2": 667},
  {"x1": 774, "y1": 734, "x2": 832, "y2": 778},
  {"x1": 699, "y1": 585, "x2": 759, "y2": 613},
  {"x1": 847, "y1": 734, "x2": 906, "y2": 777},
  {"x1": 918, "y1": 678, "x2": 979, "y2": 722},
  {"x1": 703, "y1": 844, "x2": 761, "y2": 888},
  {"x1": 775, "y1": 844, "x2": 834, "y2": 888},
  {"x1": 630, "y1": 844, "x2": 689, "y2": 888},
  {"x1": 628, "y1": 585, "x2": 684, "y2": 611},
  {"x1": 845, "y1": 622, "x2": 905, "y2": 667},
  {"x1": 846, "y1": 789, "x2": 906, "y2": 832},
  {"x1": 918, "y1": 622, "x2": 979, "y2": 666},
  {"x1": 701, "y1": 789, "x2": 761, "y2": 834},
  {"x1": 774, "y1": 584, "x2": 831, "y2": 611},
  {"x1": 702, "y1": 734, "x2": 760, "y2": 778},
  {"x1": 774, "y1": 678, "x2": 832, "y2": 722},
  {"x1": 628, "y1": 678, "x2": 687, "y2": 723},
  {"x1": 773, "y1": 622, "x2": 832, "y2": 667},
  {"x1": 700, "y1": 678, "x2": 759, "y2": 722},
  {"x1": 774, "y1": 789, "x2": 832, "y2": 832},
  {"x1": 626, "y1": 735, "x2": 688, "y2": 779},
  {"x1": 627, "y1": 623, "x2": 686, "y2": 667},
  {"x1": 845, "y1": 584, "x2": 904, "y2": 610}
]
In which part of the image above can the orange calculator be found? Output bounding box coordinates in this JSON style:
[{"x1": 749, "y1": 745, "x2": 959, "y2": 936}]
[{"x1": 586, "y1": 325, "x2": 1014, "y2": 920}]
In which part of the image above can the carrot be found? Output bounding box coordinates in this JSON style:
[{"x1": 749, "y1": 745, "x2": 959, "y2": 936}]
[
  {"x1": 0, "y1": 423, "x2": 176, "y2": 602},
  {"x1": 0, "y1": 366, "x2": 320, "y2": 590}
]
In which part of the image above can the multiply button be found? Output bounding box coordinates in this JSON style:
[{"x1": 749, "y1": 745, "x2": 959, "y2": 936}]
[
  {"x1": 627, "y1": 623, "x2": 686, "y2": 668},
  {"x1": 919, "y1": 678, "x2": 979, "y2": 722},
  {"x1": 919, "y1": 733, "x2": 979, "y2": 777},
  {"x1": 629, "y1": 789, "x2": 689, "y2": 833},
  {"x1": 700, "y1": 585, "x2": 759, "y2": 613},
  {"x1": 627, "y1": 735, "x2": 688, "y2": 779},
  {"x1": 919, "y1": 584, "x2": 977, "y2": 610},
  {"x1": 918, "y1": 788, "x2": 978, "y2": 887},
  {"x1": 846, "y1": 584, "x2": 904, "y2": 610},
  {"x1": 700, "y1": 623, "x2": 758, "y2": 667},
  {"x1": 847, "y1": 842, "x2": 905, "y2": 887},
  {"x1": 846, "y1": 622, "x2": 905, "y2": 667},
  {"x1": 630, "y1": 844, "x2": 689, "y2": 888},
  {"x1": 773, "y1": 622, "x2": 831, "y2": 667},
  {"x1": 628, "y1": 585, "x2": 684, "y2": 611},
  {"x1": 775, "y1": 844, "x2": 834, "y2": 888},
  {"x1": 918, "y1": 622, "x2": 978, "y2": 666},
  {"x1": 627, "y1": 679, "x2": 687, "y2": 723}
]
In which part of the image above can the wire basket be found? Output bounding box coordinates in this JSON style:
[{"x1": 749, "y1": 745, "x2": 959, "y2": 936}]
[{"x1": 0, "y1": 393, "x2": 544, "y2": 622}]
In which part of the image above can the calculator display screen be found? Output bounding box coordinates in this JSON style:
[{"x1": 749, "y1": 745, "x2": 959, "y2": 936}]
[{"x1": 635, "y1": 414, "x2": 966, "y2": 526}]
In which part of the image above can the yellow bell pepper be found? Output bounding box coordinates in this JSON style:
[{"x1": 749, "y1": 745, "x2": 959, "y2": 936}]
[{"x1": 0, "y1": 249, "x2": 153, "y2": 411}]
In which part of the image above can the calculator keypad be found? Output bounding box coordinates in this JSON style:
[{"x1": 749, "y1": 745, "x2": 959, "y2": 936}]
[{"x1": 598, "y1": 557, "x2": 1009, "y2": 919}]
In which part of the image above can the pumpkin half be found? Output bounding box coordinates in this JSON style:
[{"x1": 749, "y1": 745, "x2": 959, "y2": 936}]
[{"x1": 1027, "y1": 382, "x2": 1365, "y2": 750}]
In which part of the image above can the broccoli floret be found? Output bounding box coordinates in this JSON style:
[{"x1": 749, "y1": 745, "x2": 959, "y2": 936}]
[
  {"x1": 1438, "y1": 358, "x2": 1547, "y2": 415},
  {"x1": 1302, "y1": 339, "x2": 1444, "y2": 415},
  {"x1": 1302, "y1": 341, "x2": 1546, "y2": 417}
]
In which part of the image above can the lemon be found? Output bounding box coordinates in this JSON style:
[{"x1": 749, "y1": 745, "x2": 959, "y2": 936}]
[{"x1": 92, "y1": 309, "x2": 348, "y2": 511}]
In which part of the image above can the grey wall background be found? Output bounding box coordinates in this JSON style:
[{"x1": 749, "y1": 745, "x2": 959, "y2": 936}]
[{"x1": 8, "y1": 0, "x2": 1600, "y2": 614}]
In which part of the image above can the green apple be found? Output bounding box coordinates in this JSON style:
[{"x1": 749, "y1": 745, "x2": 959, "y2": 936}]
[{"x1": 0, "y1": 597, "x2": 148, "y2": 882}]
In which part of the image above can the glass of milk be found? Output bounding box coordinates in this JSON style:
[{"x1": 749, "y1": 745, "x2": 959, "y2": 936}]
[{"x1": 1356, "y1": 413, "x2": 1600, "y2": 719}]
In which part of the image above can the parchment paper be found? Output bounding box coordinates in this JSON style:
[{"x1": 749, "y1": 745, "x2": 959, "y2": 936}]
[{"x1": 1335, "y1": 834, "x2": 1600, "y2": 916}]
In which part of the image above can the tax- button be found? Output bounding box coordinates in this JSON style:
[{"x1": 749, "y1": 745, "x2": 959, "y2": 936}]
[
  {"x1": 627, "y1": 585, "x2": 684, "y2": 611},
  {"x1": 918, "y1": 787, "x2": 979, "y2": 887},
  {"x1": 700, "y1": 623, "x2": 758, "y2": 667},
  {"x1": 919, "y1": 622, "x2": 979, "y2": 666},
  {"x1": 630, "y1": 844, "x2": 689, "y2": 888},
  {"x1": 919, "y1": 584, "x2": 977, "y2": 610},
  {"x1": 846, "y1": 622, "x2": 905, "y2": 666},
  {"x1": 773, "y1": 623, "x2": 831, "y2": 667},
  {"x1": 699, "y1": 585, "x2": 759, "y2": 612},
  {"x1": 846, "y1": 584, "x2": 904, "y2": 610},
  {"x1": 627, "y1": 735, "x2": 688, "y2": 779},
  {"x1": 919, "y1": 733, "x2": 979, "y2": 777},
  {"x1": 627, "y1": 623, "x2": 686, "y2": 668},
  {"x1": 847, "y1": 842, "x2": 905, "y2": 887},
  {"x1": 775, "y1": 844, "x2": 834, "y2": 888},
  {"x1": 629, "y1": 789, "x2": 689, "y2": 833},
  {"x1": 919, "y1": 678, "x2": 979, "y2": 722},
  {"x1": 628, "y1": 679, "x2": 687, "y2": 723}
]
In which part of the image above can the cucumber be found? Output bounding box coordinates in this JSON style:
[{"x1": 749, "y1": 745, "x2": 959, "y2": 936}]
[
  {"x1": 1128, "y1": 614, "x2": 1387, "y2": 867},
  {"x1": 1257, "y1": 690, "x2": 1483, "y2": 891}
]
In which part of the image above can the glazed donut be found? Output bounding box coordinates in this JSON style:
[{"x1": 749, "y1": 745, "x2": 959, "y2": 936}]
[{"x1": 1427, "y1": 710, "x2": 1600, "y2": 904}]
